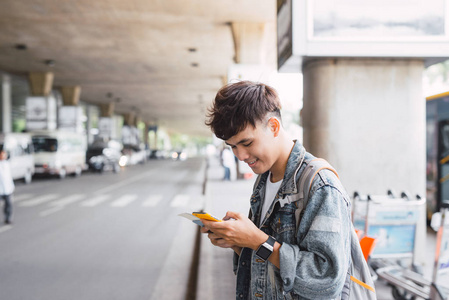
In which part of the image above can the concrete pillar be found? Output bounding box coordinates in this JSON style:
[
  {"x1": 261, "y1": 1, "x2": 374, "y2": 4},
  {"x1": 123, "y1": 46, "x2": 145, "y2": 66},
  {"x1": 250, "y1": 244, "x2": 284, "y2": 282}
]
[
  {"x1": 26, "y1": 72, "x2": 57, "y2": 131},
  {"x1": 122, "y1": 113, "x2": 139, "y2": 146},
  {"x1": 230, "y1": 22, "x2": 266, "y2": 64},
  {"x1": 60, "y1": 86, "x2": 81, "y2": 106},
  {"x1": 302, "y1": 58, "x2": 425, "y2": 196},
  {"x1": 221, "y1": 75, "x2": 228, "y2": 86},
  {"x1": 153, "y1": 129, "x2": 158, "y2": 150},
  {"x1": 1, "y1": 74, "x2": 12, "y2": 133},
  {"x1": 58, "y1": 86, "x2": 83, "y2": 132},
  {"x1": 97, "y1": 103, "x2": 115, "y2": 141},
  {"x1": 148, "y1": 124, "x2": 158, "y2": 150},
  {"x1": 228, "y1": 22, "x2": 276, "y2": 84},
  {"x1": 99, "y1": 102, "x2": 115, "y2": 118},
  {"x1": 134, "y1": 115, "x2": 141, "y2": 128},
  {"x1": 143, "y1": 122, "x2": 149, "y2": 148},
  {"x1": 86, "y1": 105, "x2": 94, "y2": 144},
  {"x1": 123, "y1": 112, "x2": 135, "y2": 127},
  {"x1": 28, "y1": 72, "x2": 54, "y2": 97},
  {"x1": 302, "y1": 58, "x2": 426, "y2": 264}
]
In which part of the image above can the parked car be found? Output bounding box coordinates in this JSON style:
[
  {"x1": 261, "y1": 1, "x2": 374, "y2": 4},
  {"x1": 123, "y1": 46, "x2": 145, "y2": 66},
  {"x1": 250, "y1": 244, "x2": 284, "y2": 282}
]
[
  {"x1": 148, "y1": 149, "x2": 166, "y2": 160},
  {"x1": 31, "y1": 130, "x2": 87, "y2": 179},
  {"x1": 86, "y1": 140, "x2": 122, "y2": 173},
  {"x1": 0, "y1": 132, "x2": 35, "y2": 184},
  {"x1": 171, "y1": 149, "x2": 187, "y2": 161},
  {"x1": 121, "y1": 144, "x2": 146, "y2": 166}
]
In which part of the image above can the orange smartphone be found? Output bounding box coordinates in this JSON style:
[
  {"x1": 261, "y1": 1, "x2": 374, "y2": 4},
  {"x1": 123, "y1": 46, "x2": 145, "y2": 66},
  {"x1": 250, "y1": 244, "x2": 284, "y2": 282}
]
[{"x1": 192, "y1": 212, "x2": 223, "y2": 222}]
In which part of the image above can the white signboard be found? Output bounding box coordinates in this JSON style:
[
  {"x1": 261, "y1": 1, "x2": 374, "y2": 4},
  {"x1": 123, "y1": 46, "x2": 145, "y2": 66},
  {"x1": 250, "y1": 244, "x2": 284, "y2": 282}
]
[
  {"x1": 26, "y1": 97, "x2": 57, "y2": 131},
  {"x1": 98, "y1": 117, "x2": 112, "y2": 139},
  {"x1": 58, "y1": 106, "x2": 83, "y2": 132},
  {"x1": 309, "y1": 0, "x2": 446, "y2": 41}
]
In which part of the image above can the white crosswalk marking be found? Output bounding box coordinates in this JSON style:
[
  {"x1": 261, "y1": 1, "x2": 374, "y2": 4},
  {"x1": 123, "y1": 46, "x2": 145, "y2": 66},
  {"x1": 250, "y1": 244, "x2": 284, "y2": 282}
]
[
  {"x1": 40, "y1": 207, "x2": 63, "y2": 217},
  {"x1": 19, "y1": 194, "x2": 59, "y2": 207},
  {"x1": 12, "y1": 194, "x2": 33, "y2": 203},
  {"x1": 142, "y1": 195, "x2": 163, "y2": 207},
  {"x1": 110, "y1": 195, "x2": 138, "y2": 207},
  {"x1": 80, "y1": 195, "x2": 110, "y2": 207},
  {"x1": 170, "y1": 194, "x2": 190, "y2": 207},
  {"x1": 49, "y1": 194, "x2": 85, "y2": 207}
]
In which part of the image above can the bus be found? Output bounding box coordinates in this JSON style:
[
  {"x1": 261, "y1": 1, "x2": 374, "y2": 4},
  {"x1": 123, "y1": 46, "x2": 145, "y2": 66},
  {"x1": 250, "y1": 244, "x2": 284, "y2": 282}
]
[{"x1": 426, "y1": 91, "x2": 449, "y2": 219}]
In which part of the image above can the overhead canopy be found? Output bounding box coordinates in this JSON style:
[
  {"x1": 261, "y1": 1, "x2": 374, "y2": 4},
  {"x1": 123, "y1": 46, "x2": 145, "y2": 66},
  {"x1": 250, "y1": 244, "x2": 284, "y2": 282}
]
[{"x1": 0, "y1": 0, "x2": 276, "y2": 136}]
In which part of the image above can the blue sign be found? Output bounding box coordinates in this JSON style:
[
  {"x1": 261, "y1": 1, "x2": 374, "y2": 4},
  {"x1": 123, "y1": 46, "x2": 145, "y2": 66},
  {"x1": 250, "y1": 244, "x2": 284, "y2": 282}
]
[{"x1": 368, "y1": 224, "x2": 416, "y2": 256}]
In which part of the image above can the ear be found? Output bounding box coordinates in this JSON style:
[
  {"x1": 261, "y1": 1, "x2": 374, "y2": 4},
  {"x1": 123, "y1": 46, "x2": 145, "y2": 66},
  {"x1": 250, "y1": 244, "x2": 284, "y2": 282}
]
[{"x1": 267, "y1": 117, "x2": 281, "y2": 137}]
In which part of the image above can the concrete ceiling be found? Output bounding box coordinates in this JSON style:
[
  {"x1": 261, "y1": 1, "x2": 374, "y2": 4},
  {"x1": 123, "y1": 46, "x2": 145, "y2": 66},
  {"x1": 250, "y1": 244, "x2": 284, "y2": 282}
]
[{"x1": 0, "y1": 0, "x2": 276, "y2": 136}]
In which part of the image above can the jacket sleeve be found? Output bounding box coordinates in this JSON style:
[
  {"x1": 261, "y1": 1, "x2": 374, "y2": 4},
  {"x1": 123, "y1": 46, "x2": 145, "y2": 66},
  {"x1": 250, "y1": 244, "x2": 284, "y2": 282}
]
[
  {"x1": 233, "y1": 251, "x2": 239, "y2": 275},
  {"x1": 278, "y1": 183, "x2": 352, "y2": 299}
]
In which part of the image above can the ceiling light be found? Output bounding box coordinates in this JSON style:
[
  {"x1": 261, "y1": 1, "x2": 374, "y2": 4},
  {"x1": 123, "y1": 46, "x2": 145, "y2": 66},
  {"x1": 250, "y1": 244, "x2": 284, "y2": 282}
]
[
  {"x1": 44, "y1": 59, "x2": 55, "y2": 67},
  {"x1": 15, "y1": 44, "x2": 27, "y2": 50}
]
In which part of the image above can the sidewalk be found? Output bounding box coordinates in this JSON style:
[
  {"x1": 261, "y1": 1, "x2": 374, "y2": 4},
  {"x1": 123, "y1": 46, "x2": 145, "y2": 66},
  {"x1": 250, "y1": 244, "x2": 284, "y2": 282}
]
[
  {"x1": 197, "y1": 156, "x2": 253, "y2": 300},
  {"x1": 197, "y1": 156, "x2": 437, "y2": 300}
]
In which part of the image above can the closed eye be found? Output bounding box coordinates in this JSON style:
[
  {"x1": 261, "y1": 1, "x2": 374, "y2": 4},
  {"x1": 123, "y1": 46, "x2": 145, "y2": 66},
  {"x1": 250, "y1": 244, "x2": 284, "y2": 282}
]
[{"x1": 243, "y1": 142, "x2": 253, "y2": 147}]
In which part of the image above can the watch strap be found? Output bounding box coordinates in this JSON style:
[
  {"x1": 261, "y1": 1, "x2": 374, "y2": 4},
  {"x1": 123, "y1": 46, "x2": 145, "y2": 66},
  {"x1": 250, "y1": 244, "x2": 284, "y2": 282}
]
[
  {"x1": 255, "y1": 236, "x2": 276, "y2": 261},
  {"x1": 265, "y1": 236, "x2": 276, "y2": 247}
]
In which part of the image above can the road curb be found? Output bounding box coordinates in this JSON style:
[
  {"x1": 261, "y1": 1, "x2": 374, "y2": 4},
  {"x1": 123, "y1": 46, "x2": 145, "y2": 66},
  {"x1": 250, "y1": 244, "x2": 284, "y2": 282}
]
[{"x1": 185, "y1": 158, "x2": 209, "y2": 300}]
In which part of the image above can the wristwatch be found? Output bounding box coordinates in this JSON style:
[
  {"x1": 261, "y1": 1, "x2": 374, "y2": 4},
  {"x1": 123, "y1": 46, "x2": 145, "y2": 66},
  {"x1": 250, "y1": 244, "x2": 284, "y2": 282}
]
[{"x1": 255, "y1": 236, "x2": 276, "y2": 261}]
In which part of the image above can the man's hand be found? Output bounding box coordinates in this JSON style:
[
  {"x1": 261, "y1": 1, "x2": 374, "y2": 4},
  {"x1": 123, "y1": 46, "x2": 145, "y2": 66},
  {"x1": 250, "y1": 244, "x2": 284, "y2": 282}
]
[
  {"x1": 200, "y1": 225, "x2": 235, "y2": 248},
  {"x1": 200, "y1": 211, "x2": 268, "y2": 251}
]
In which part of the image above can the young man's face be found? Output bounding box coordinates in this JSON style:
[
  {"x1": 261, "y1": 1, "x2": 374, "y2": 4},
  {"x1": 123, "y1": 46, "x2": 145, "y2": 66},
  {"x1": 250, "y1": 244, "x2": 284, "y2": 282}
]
[{"x1": 225, "y1": 119, "x2": 278, "y2": 175}]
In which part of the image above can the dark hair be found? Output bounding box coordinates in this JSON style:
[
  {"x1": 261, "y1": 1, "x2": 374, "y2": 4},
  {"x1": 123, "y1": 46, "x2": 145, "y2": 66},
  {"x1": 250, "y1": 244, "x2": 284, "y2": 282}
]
[{"x1": 205, "y1": 81, "x2": 281, "y2": 140}]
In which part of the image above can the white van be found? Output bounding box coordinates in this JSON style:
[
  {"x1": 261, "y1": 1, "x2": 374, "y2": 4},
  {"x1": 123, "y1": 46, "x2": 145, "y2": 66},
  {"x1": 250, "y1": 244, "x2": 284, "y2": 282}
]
[
  {"x1": 0, "y1": 132, "x2": 35, "y2": 184},
  {"x1": 31, "y1": 130, "x2": 87, "y2": 179}
]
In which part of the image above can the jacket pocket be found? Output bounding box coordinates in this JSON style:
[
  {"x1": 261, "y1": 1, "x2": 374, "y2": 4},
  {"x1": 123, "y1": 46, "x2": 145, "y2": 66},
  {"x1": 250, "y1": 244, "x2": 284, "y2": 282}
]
[{"x1": 269, "y1": 205, "x2": 296, "y2": 243}]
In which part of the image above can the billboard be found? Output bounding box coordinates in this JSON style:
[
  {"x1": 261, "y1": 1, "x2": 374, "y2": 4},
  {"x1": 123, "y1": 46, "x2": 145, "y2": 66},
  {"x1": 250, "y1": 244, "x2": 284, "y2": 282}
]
[
  {"x1": 309, "y1": 0, "x2": 446, "y2": 41},
  {"x1": 26, "y1": 96, "x2": 57, "y2": 131},
  {"x1": 278, "y1": 0, "x2": 449, "y2": 71}
]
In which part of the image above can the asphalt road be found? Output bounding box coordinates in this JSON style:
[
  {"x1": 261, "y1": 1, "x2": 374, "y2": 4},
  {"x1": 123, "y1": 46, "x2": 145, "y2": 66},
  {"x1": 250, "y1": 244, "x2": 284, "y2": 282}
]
[{"x1": 0, "y1": 157, "x2": 206, "y2": 300}]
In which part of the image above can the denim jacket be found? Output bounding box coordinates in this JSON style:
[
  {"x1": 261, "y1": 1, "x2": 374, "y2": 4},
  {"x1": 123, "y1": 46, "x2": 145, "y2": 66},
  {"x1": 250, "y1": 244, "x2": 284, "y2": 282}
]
[{"x1": 233, "y1": 141, "x2": 352, "y2": 300}]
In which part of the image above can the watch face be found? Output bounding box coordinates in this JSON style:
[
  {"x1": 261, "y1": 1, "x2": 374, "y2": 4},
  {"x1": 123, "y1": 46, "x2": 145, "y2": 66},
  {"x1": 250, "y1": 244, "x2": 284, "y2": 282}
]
[{"x1": 257, "y1": 246, "x2": 272, "y2": 260}]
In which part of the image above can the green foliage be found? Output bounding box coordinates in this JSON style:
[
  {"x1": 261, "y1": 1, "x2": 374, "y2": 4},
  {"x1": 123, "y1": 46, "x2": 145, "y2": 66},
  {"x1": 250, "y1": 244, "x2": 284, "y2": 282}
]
[
  {"x1": 425, "y1": 59, "x2": 449, "y2": 84},
  {"x1": 169, "y1": 133, "x2": 211, "y2": 150},
  {"x1": 13, "y1": 119, "x2": 26, "y2": 132}
]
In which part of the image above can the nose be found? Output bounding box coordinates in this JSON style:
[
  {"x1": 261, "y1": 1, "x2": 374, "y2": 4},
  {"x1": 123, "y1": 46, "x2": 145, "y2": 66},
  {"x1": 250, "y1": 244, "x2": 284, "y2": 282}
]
[{"x1": 233, "y1": 147, "x2": 249, "y2": 162}]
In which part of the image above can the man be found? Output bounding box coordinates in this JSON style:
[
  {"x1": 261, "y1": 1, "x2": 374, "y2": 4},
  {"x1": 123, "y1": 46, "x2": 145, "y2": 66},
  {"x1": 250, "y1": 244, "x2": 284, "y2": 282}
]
[
  {"x1": 202, "y1": 81, "x2": 352, "y2": 299},
  {"x1": 0, "y1": 147, "x2": 14, "y2": 224},
  {"x1": 221, "y1": 145, "x2": 235, "y2": 181}
]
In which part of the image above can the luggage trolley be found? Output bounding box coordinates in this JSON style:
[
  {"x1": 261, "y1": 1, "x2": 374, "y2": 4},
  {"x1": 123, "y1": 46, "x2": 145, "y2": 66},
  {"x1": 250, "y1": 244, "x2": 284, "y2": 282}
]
[
  {"x1": 352, "y1": 191, "x2": 429, "y2": 299},
  {"x1": 428, "y1": 207, "x2": 449, "y2": 300},
  {"x1": 352, "y1": 191, "x2": 424, "y2": 262},
  {"x1": 373, "y1": 207, "x2": 449, "y2": 300}
]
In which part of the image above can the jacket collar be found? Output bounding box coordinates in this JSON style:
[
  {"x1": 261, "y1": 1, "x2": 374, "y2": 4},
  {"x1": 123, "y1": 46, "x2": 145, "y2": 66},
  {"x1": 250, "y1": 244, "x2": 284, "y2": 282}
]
[
  {"x1": 279, "y1": 140, "x2": 306, "y2": 195},
  {"x1": 252, "y1": 140, "x2": 306, "y2": 198}
]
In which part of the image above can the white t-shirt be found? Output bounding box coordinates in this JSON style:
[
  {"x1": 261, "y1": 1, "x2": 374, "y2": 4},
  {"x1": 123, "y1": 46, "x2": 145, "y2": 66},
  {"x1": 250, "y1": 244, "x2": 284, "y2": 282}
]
[
  {"x1": 260, "y1": 173, "x2": 283, "y2": 225},
  {"x1": 222, "y1": 148, "x2": 235, "y2": 168}
]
